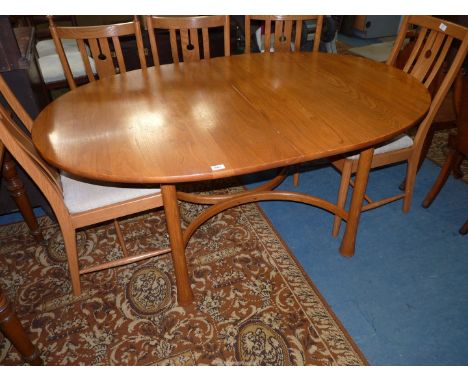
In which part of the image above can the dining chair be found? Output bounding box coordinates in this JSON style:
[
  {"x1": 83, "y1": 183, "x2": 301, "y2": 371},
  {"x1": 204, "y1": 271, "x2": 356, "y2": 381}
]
[
  {"x1": 244, "y1": 15, "x2": 323, "y2": 54},
  {"x1": 0, "y1": 74, "x2": 169, "y2": 297},
  {"x1": 331, "y1": 16, "x2": 468, "y2": 237},
  {"x1": 145, "y1": 15, "x2": 230, "y2": 65},
  {"x1": 422, "y1": 72, "x2": 468, "y2": 234},
  {"x1": 47, "y1": 16, "x2": 147, "y2": 89}
]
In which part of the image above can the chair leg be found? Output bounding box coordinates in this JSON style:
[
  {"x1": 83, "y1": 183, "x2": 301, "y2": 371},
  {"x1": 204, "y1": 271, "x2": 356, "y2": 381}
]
[
  {"x1": 399, "y1": 129, "x2": 435, "y2": 191},
  {"x1": 422, "y1": 149, "x2": 458, "y2": 208},
  {"x1": 59, "y1": 221, "x2": 81, "y2": 296},
  {"x1": 403, "y1": 159, "x2": 418, "y2": 213},
  {"x1": 332, "y1": 160, "x2": 353, "y2": 237},
  {"x1": 293, "y1": 167, "x2": 300, "y2": 187}
]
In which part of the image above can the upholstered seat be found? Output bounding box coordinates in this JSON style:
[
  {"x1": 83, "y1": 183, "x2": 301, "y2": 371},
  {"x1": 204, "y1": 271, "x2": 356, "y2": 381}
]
[
  {"x1": 47, "y1": 17, "x2": 147, "y2": 90},
  {"x1": 60, "y1": 172, "x2": 160, "y2": 214},
  {"x1": 38, "y1": 51, "x2": 97, "y2": 84},
  {"x1": 36, "y1": 38, "x2": 80, "y2": 57},
  {"x1": 347, "y1": 134, "x2": 413, "y2": 160}
]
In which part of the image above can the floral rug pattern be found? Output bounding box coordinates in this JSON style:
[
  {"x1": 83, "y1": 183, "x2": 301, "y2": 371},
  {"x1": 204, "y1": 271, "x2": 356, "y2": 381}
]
[{"x1": 0, "y1": 183, "x2": 366, "y2": 365}]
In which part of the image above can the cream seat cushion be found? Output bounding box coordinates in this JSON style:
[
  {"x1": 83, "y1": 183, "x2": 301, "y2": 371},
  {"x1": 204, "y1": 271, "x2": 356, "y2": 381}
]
[
  {"x1": 347, "y1": 134, "x2": 413, "y2": 160},
  {"x1": 61, "y1": 172, "x2": 160, "y2": 214},
  {"x1": 38, "y1": 51, "x2": 97, "y2": 84},
  {"x1": 36, "y1": 38, "x2": 80, "y2": 57}
]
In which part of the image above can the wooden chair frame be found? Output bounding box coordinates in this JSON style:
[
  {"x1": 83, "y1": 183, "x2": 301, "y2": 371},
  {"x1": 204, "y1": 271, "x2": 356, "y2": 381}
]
[
  {"x1": 0, "y1": 74, "x2": 171, "y2": 297},
  {"x1": 331, "y1": 16, "x2": 468, "y2": 236},
  {"x1": 48, "y1": 16, "x2": 147, "y2": 89},
  {"x1": 245, "y1": 15, "x2": 324, "y2": 53},
  {"x1": 145, "y1": 15, "x2": 230, "y2": 65}
]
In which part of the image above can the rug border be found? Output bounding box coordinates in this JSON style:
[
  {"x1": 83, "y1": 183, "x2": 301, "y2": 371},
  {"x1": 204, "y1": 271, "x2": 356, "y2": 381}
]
[
  {"x1": 1, "y1": 201, "x2": 369, "y2": 365},
  {"x1": 253, "y1": 202, "x2": 370, "y2": 366}
]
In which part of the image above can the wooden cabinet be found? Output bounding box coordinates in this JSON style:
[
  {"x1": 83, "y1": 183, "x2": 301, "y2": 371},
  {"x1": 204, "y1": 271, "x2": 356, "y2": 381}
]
[{"x1": 352, "y1": 15, "x2": 401, "y2": 39}]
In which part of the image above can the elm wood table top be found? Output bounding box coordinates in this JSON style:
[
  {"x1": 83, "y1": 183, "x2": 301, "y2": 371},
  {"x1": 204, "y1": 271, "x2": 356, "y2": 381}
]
[{"x1": 32, "y1": 52, "x2": 431, "y2": 185}]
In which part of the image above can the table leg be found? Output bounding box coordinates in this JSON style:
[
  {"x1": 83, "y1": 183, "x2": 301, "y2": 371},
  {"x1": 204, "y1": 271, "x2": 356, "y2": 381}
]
[
  {"x1": 340, "y1": 147, "x2": 374, "y2": 257},
  {"x1": 2, "y1": 151, "x2": 44, "y2": 242},
  {"x1": 161, "y1": 184, "x2": 194, "y2": 305},
  {"x1": 0, "y1": 288, "x2": 42, "y2": 365}
]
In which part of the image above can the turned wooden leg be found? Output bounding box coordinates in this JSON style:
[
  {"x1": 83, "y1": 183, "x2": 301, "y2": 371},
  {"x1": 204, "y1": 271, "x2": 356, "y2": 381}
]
[
  {"x1": 0, "y1": 288, "x2": 42, "y2": 365},
  {"x1": 340, "y1": 148, "x2": 374, "y2": 257},
  {"x1": 161, "y1": 184, "x2": 194, "y2": 305},
  {"x1": 2, "y1": 151, "x2": 44, "y2": 242}
]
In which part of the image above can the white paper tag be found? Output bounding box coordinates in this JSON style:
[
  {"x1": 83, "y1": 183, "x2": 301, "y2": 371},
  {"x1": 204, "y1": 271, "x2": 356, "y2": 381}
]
[
  {"x1": 211, "y1": 164, "x2": 226, "y2": 171},
  {"x1": 439, "y1": 23, "x2": 447, "y2": 32}
]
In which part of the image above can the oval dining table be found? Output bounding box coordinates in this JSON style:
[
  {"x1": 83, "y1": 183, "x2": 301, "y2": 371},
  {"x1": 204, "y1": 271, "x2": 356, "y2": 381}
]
[{"x1": 32, "y1": 52, "x2": 431, "y2": 305}]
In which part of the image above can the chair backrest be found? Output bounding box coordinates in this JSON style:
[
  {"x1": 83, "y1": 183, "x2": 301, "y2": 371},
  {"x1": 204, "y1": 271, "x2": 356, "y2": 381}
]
[
  {"x1": 0, "y1": 74, "x2": 63, "y2": 195},
  {"x1": 48, "y1": 16, "x2": 147, "y2": 89},
  {"x1": 387, "y1": 16, "x2": 468, "y2": 155},
  {"x1": 0, "y1": 75, "x2": 34, "y2": 132},
  {"x1": 245, "y1": 15, "x2": 324, "y2": 53},
  {"x1": 145, "y1": 16, "x2": 230, "y2": 65},
  {"x1": 0, "y1": 104, "x2": 63, "y2": 201}
]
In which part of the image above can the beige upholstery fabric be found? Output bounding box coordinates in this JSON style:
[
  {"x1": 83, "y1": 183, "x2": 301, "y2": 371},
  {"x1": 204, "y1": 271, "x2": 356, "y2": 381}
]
[
  {"x1": 36, "y1": 39, "x2": 80, "y2": 57},
  {"x1": 61, "y1": 172, "x2": 160, "y2": 214},
  {"x1": 38, "y1": 51, "x2": 97, "y2": 84},
  {"x1": 347, "y1": 134, "x2": 413, "y2": 160}
]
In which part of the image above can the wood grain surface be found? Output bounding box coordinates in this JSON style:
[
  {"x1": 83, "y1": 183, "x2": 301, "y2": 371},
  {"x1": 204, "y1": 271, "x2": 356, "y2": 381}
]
[{"x1": 32, "y1": 52, "x2": 431, "y2": 184}]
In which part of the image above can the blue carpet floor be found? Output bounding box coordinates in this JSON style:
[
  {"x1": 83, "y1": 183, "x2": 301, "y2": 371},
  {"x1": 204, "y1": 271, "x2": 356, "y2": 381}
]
[
  {"x1": 1, "y1": 159, "x2": 466, "y2": 365},
  {"x1": 0, "y1": 207, "x2": 45, "y2": 225},
  {"x1": 244, "y1": 159, "x2": 468, "y2": 365}
]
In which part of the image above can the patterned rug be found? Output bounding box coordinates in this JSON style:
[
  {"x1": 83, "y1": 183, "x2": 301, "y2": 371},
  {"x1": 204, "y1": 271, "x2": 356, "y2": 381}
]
[{"x1": 0, "y1": 182, "x2": 367, "y2": 365}]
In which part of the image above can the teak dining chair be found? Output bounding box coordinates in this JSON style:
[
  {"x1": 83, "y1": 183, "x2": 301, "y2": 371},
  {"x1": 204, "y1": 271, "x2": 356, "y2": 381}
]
[
  {"x1": 245, "y1": 15, "x2": 323, "y2": 54},
  {"x1": 331, "y1": 16, "x2": 468, "y2": 237},
  {"x1": 0, "y1": 74, "x2": 171, "y2": 297},
  {"x1": 145, "y1": 15, "x2": 230, "y2": 65},
  {"x1": 48, "y1": 16, "x2": 147, "y2": 89}
]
